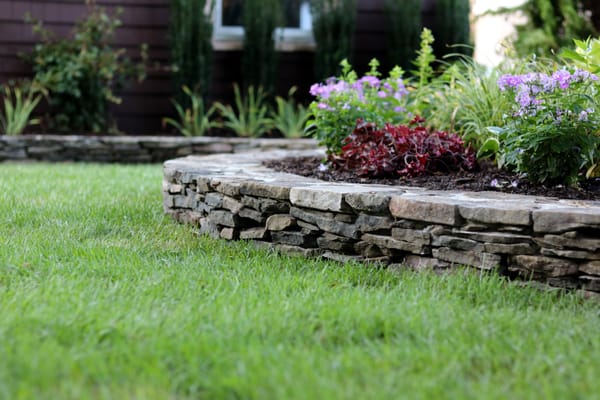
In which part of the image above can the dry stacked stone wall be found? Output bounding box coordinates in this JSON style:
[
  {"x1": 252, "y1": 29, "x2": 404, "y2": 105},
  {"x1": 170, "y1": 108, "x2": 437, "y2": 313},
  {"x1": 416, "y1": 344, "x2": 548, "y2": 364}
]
[
  {"x1": 0, "y1": 135, "x2": 318, "y2": 163},
  {"x1": 163, "y1": 151, "x2": 600, "y2": 298}
]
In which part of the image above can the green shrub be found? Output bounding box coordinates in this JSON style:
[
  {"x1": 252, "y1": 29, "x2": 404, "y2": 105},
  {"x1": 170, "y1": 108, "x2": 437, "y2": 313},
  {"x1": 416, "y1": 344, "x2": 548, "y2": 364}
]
[
  {"x1": 310, "y1": 0, "x2": 357, "y2": 80},
  {"x1": 162, "y1": 85, "x2": 220, "y2": 136},
  {"x1": 169, "y1": 0, "x2": 214, "y2": 106},
  {"x1": 25, "y1": 0, "x2": 147, "y2": 133}
]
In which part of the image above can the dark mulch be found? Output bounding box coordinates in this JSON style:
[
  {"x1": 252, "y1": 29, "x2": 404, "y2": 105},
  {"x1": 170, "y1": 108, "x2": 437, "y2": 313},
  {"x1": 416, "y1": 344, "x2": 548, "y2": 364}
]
[{"x1": 264, "y1": 156, "x2": 600, "y2": 201}]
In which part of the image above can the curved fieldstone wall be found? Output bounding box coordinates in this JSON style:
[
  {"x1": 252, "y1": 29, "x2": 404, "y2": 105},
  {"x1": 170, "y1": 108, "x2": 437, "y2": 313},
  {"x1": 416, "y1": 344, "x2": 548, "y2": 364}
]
[
  {"x1": 163, "y1": 151, "x2": 600, "y2": 298},
  {"x1": 0, "y1": 135, "x2": 318, "y2": 163}
]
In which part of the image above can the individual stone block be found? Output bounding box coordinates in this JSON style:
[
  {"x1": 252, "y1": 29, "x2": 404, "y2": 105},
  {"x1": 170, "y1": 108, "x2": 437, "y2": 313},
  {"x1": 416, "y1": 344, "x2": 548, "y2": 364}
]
[
  {"x1": 458, "y1": 204, "x2": 531, "y2": 226},
  {"x1": 392, "y1": 228, "x2": 431, "y2": 245},
  {"x1": 240, "y1": 227, "x2": 270, "y2": 240},
  {"x1": 266, "y1": 215, "x2": 297, "y2": 231},
  {"x1": 290, "y1": 207, "x2": 359, "y2": 239},
  {"x1": 534, "y1": 234, "x2": 600, "y2": 252},
  {"x1": 432, "y1": 248, "x2": 501, "y2": 270},
  {"x1": 211, "y1": 178, "x2": 243, "y2": 197},
  {"x1": 271, "y1": 231, "x2": 317, "y2": 247},
  {"x1": 240, "y1": 180, "x2": 291, "y2": 200},
  {"x1": 580, "y1": 261, "x2": 600, "y2": 276},
  {"x1": 354, "y1": 241, "x2": 384, "y2": 258},
  {"x1": 222, "y1": 196, "x2": 244, "y2": 214},
  {"x1": 484, "y1": 242, "x2": 536, "y2": 255},
  {"x1": 205, "y1": 192, "x2": 224, "y2": 208},
  {"x1": 297, "y1": 220, "x2": 320, "y2": 232},
  {"x1": 208, "y1": 210, "x2": 240, "y2": 228},
  {"x1": 199, "y1": 217, "x2": 220, "y2": 238},
  {"x1": 540, "y1": 248, "x2": 600, "y2": 260},
  {"x1": 344, "y1": 192, "x2": 394, "y2": 214},
  {"x1": 317, "y1": 233, "x2": 356, "y2": 252},
  {"x1": 220, "y1": 227, "x2": 239, "y2": 240},
  {"x1": 431, "y1": 235, "x2": 483, "y2": 251},
  {"x1": 241, "y1": 195, "x2": 290, "y2": 214},
  {"x1": 510, "y1": 255, "x2": 578, "y2": 277},
  {"x1": 238, "y1": 207, "x2": 266, "y2": 224},
  {"x1": 362, "y1": 233, "x2": 429, "y2": 255},
  {"x1": 290, "y1": 185, "x2": 352, "y2": 212},
  {"x1": 389, "y1": 195, "x2": 462, "y2": 226},
  {"x1": 533, "y1": 207, "x2": 600, "y2": 233},
  {"x1": 580, "y1": 275, "x2": 600, "y2": 292},
  {"x1": 355, "y1": 213, "x2": 393, "y2": 233},
  {"x1": 452, "y1": 230, "x2": 531, "y2": 244}
]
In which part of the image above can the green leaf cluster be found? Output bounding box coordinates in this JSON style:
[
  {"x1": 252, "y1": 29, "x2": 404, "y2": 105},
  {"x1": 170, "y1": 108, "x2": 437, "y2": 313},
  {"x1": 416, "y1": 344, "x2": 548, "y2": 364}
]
[
  {"x1": 25, "y1": 0, "x2": 147, "y2": 133},
  {"x1": 215, "y1": 84, "x2": 273, "y2": 138},
  {"x1": 0, "y1": 80, "x2": 46, "y2": 136},
  {"x1": 162, "y1": 86, "x2": 220, "y2": 137}
]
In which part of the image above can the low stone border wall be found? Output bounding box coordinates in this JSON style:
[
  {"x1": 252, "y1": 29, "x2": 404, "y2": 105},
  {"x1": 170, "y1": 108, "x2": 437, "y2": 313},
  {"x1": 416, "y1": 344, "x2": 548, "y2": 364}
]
[
  {"x1": 163, "y1": 151, "x2": 600, "y2": 298},
  {"x1": 0, "y1": 135, "x2": 318, "y2": 163}
]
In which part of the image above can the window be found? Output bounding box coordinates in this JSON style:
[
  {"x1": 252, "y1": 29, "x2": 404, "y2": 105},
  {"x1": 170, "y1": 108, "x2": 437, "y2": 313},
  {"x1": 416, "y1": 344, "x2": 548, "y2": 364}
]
[{"x1": 213, "y1": 0, "x2": 315, "y2": 51}]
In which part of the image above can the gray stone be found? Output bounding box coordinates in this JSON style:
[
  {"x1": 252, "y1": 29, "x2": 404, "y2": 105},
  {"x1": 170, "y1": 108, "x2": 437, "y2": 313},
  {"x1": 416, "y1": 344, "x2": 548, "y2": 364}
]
[
  {"x1": 389, "y1": 195, "x2": 461, "y2": 226},
  {"x1": 579, "y1": 261, "x2": 600, "y2": 276},
  {"x1": 344, "y1": 192, "x2": 393, "y2": 214},
  {"x1": 241, "y1": 195, "x2": 289, "y2": 214},
  {"x1": 238, "y1": 207, "x2": 266, "y2": 224},
  {"x1": 403, "y1": 255, "x2": 450, "y2": 271},
  {"x1": 297, "y1": 220, "x2": 320, "y2": 232},
  {"x1": 220, "y1": 227, "x2": 239, "y2": 240},
  {"x1": 240, "y1": 180, "x2": 291, "y2": 200},
  {"x1": 266, "y1": 215, "x2": 297, "y2": 231},
  {"x1": 533, "y1": 207, "x2": 600, "y2": 233},
  {"x1": 334, "y1": 213, "x2": 356, "y2": 223},
  {"x1": 271, "y1": 231, "x2": 317, "y2": 247},
  {"x1": 204, "y1": 192, "x2": 224, "y2": 208},
  {"x1": 272, "y1": 244, "x2": 323, "y2": 258},
  {"x1": 166, "y1": 183, "x2": 184, "y2": 194},
  {"x1": 222, "y1": 196, "x2": 244, "y2": 214},
  {"x1": 484, "y1": 242, "x2": 536, "y2": 255},
  {"x1": 452, "y1": 230, "x2": 532, "y2": 244},
  {"x1": 459, "y1": 204, "x2": 531, "y2": 226},
  {"x1": 240, "y1": 227, "x2": 270, "y2": 240},
  {"x1": 432, "y1": 235, "x2": 483, "y2": 251},
  {"x1": 290, "y1": 207, "x2": 358, "y2": 239},
  {"x1": 354, "y1": 241, "x2": 384, "y2": 258},
  {"x1": 290, "y1": 185, "x2": 351, "y2": 212},
  {"x1": 580, "y1": 275, "x2": 600, "y2": 292},
  {"x1": 317, "y1": 233, "x2": 356, "y2": 252},
  {"x1": 392, "y1": 228, "x2": 431, "y2": 245},
  {"x1": 534, "y1": 234, "x2": 600, "y2": 252},
  {"x1": 540, "y1": 248, "x2": 600, "y2": 260},
  {"x1": 547, "y1": 277, "x2": 580, "y2": 290},
  {"x1": 199, "y1": 217, "x2": 220, "y2": 238},
  {"x1": 355, "y1": 213, "x2": 394, "y2": 233},
  {"x1": 432, "y1": 248, "x2": 502, "y2": 270},
  {"x1": 510, "y1": 255, "x2": 578, "y2": 277},
  {"x1": 362, "y1": 233, "x2": 429, "y2": 255},
  {"x1": 208, "y1": 210, "x2": 240, "y2": 228},
  {"x1": 211, "y1": 178, "x2": 243, "y2": 197}
]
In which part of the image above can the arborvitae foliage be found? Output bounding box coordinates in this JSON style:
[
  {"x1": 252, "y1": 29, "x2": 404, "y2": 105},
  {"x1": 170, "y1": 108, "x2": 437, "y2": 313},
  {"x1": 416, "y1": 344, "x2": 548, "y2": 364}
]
[
  {"x1": 433, "y1": 0, "x2": 472, "y2": 58},
  {"x1": 169, "y1": 0, "x2": 214, "y2": 106},
  {"x1": 310, "y1": 0, "x2": 358, "y2": 80},
  {"x1": 501, "y1": 0, "x2": 597, "y2": 57},
  {"x1": 242, "y1": 0, "x2": 281, "y2": 92},
  {"x1": 385, "y1": 0, "x2": 422, "y2": 71}
]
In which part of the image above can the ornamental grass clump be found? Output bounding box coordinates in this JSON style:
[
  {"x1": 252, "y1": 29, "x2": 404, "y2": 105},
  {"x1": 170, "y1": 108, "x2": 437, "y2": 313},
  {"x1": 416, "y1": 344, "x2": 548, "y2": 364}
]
[
  {"x1": 306, "y1": 59, "x2": 409, "y2": 154},
  {"x1": 493, "y1": 68, "x2": 600, "y2": 185}
]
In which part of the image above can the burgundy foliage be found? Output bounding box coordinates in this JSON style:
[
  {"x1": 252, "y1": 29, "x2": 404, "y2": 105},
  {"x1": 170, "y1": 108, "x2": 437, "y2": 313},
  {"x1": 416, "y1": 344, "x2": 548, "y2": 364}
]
[{"x1": 330, "y1": 117, "x2": 477, "y2": 178}]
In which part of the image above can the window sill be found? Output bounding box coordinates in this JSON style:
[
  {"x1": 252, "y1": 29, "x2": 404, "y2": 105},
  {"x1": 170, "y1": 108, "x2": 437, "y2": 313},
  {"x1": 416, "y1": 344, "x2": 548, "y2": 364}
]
[{"x1": 212, "y1": 37, "x2": 316, "y2": 52}]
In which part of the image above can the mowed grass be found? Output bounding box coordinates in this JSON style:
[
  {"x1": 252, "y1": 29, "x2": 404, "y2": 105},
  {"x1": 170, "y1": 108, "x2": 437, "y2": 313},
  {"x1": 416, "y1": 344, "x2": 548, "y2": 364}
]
[{"x1": 0, "y1": 163, "x2": 599, "y2": 400}]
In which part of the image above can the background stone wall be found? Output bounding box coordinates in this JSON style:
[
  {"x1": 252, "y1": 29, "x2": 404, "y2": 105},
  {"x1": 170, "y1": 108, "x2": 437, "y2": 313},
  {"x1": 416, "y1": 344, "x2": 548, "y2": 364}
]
[{"x1": 0, "y1": 136, "x2": 318, "y2": 163}]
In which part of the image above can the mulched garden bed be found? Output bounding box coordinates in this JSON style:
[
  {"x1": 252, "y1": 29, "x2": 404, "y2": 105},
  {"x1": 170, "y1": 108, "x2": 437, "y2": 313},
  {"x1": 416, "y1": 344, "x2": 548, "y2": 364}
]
[{"x1": 264, "y1": 156, "x2": 600, "y2": 201}]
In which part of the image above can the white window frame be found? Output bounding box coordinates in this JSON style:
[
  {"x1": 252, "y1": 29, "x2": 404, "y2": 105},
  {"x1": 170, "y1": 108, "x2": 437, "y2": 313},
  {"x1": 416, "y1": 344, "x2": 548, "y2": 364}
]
[{"x1": 212, "y1": 0, "x2": 315, "y2": 51}]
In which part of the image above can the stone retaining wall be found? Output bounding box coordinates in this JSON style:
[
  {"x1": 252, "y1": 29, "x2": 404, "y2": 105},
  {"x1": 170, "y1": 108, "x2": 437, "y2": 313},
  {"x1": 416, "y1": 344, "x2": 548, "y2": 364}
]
[
  {"x1": 0, "y1": 135, "x2": 318, "y2": 163},
  {"x1": 163, "y1": 151, "x2": 600, "y2": 298}
]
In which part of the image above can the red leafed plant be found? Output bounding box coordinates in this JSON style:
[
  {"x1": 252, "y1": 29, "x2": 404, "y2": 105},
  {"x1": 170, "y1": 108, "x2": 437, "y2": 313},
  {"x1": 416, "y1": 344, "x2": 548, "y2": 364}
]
[{"x1": 330, "y1": 117, "x2": 477, "y2": 177}]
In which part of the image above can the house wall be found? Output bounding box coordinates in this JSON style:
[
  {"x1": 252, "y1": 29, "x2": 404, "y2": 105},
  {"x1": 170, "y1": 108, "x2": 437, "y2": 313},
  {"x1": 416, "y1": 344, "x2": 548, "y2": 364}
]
[{"x1": 0, "y1": 0, "x2": 433, "y2": 134}]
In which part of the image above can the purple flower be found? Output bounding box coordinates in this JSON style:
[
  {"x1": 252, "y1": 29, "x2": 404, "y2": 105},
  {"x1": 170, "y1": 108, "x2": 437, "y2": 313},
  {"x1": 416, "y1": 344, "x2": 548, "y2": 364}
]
[
  {"x1": 377, "y1": 91, "x2": 387, "y2": 98},
  {"x1": 317, "y1": 102, "x2": 330, "y2": 110},
  {"x1": 552, "y1": 70, "x2": 571, "y2": 89},
  {"x1": 358, "y1": 75, "x2": 380, "y2": 87},
  {"x1": 498, "y1": 74, "x2": 524, "y2": 90}
]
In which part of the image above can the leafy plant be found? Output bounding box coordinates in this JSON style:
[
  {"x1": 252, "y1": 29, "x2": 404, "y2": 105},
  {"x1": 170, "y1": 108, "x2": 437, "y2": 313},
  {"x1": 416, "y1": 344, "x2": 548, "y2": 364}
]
[
  {"x1": 162, "y1": 86, "x2": 220, "y2": 136},
  {"x1": 494, "y1": 69, "x2": 600, "y2": 185},
  {"x1": 25, "y1": 0, "x2": 147, "y2": 133},
  {"x1": 561, "y1": 37, "x2": 600, "y2": 74},
  {"x1": 242, "y1": 0, "x2": 281, "y2": 91},
  {"x1": 215, "y1": 84, "x2": 272, "y2": 137},
  {"x1": 310, "y1": 0, "x2": 358, "y2": 80},
  {"x1": 270, "y1": 87, "x2": 310, "y2": 138},
  {"x1": 385, "y1": 0, "x2": 422, "y2": 71},
  {"x1": 169, "y1": 0, "x2": 214, "y2": 107},
  {"x1": 306, "y1": 58, "x2": 409, "y2": 154},
  {"x1": 330, "y1": 117, "x2": 476, "y2": 178},
  {"x1": 0, "y1": 80, "x2": 46, "y2": 136}
]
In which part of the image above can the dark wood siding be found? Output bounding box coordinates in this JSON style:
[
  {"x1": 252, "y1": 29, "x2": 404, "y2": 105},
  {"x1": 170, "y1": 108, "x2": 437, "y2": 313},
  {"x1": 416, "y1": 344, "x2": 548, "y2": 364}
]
[{"x1": 0, "y1": 0, "x2": 434, "y2": 134}]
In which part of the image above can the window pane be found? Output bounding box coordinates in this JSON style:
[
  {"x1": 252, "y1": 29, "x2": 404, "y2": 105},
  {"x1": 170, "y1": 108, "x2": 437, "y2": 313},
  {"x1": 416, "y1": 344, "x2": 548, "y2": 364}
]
[{"x1": 221, "y1": 0, "x2": 304, "y2": 28}]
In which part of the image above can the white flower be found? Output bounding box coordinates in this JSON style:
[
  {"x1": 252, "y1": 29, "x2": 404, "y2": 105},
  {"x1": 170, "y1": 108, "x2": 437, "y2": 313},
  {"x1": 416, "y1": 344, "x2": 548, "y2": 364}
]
[{"x1": 318, "y1": 163, "x2": 329, "y2": 172}]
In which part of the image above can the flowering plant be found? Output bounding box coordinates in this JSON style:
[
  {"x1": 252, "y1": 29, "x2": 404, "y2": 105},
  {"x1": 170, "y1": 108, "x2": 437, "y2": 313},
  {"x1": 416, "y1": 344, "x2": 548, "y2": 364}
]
[
  {"x1": 306, "y1": 58, "x2": 409, "y2": 154},
  {"x1": 494, "y1": 68, "x2": 600, "y2": 185}
]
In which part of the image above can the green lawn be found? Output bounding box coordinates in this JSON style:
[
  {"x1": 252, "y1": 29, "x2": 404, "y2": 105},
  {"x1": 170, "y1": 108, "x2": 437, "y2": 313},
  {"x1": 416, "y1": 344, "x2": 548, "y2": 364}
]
[{"x1": 0, "y1": 163, "x2": 599, "y2": 400}]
